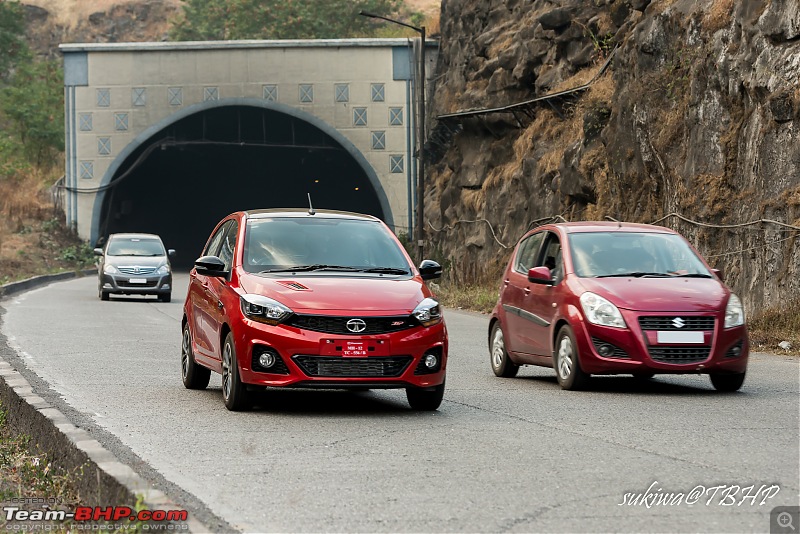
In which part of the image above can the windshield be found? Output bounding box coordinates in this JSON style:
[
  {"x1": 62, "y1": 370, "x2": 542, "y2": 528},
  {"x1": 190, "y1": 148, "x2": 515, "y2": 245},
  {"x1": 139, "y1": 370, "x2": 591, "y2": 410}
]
[
  {"x1": 243, "y1": 217, "x2": 411, "y2": 274},
  {"x1": 106, "y1": 237, "x2": 166, "y2": 257},
  {"x1": 568, "y1": 232, "x2": 711, "y2": 278}
]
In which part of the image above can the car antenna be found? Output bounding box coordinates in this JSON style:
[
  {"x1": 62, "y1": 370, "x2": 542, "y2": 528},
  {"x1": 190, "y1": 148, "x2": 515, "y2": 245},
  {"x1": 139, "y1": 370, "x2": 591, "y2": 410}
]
[{"x1": 307, "y1": 193, "x2": 316, "y2": 215}]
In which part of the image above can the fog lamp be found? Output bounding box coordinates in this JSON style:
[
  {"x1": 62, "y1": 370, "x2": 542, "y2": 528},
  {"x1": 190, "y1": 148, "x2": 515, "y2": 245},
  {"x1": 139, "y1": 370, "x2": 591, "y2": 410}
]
[
  {"x1": 730, "y1": 345, "x2": 741, "y2": 357},
  {"x1": 423, "y1": 354, "x2": 438, "y2": 369},
  {"x1": 597, "y1": 344, "x2": 614, "y2": 357},
  {"x1": 258, "y1": 352, "x2": 276, "y2": 368}
]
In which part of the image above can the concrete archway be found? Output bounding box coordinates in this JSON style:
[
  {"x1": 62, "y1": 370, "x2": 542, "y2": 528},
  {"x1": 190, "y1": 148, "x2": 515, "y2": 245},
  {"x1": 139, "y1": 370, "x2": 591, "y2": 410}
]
[{"x1": 92, "y1": 98, "x2": 393, "y2": 267}]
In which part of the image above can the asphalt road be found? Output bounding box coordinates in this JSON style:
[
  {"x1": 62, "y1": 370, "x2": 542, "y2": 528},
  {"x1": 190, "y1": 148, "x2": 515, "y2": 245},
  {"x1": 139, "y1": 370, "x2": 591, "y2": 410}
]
[{"x1": 1, "y1": 274, "x2": 798, "y2": 533}]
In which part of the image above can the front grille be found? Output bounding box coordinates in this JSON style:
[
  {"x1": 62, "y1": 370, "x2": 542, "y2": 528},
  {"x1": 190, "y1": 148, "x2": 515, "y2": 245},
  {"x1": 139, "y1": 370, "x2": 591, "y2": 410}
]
[
  {"x1": 591, "y1": 337, "x2": 629, "y2": 359},
  {"x1": 639, "y1": 316, "x2": 715, "y2": 331},
  {"x1": 648, "y1": 346, "x2": 711, "y2": 364},
  {"x1": 292, "y1": 355, "x2": 412, "y2": 377},
  {"x1": 286, "y1": 314, "x2": 416, "y2": 334},
  {"x1": 116, "y1": 279, "x2": 158, "y2": 288},
  {"x1": 118, "y1": 266, "x2": 157, "y2": 275}
]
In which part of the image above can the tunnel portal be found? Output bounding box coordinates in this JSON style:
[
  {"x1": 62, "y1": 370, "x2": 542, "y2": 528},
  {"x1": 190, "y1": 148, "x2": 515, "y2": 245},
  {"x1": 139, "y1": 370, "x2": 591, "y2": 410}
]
[{"x1": 99, "y1": 105, "x2": 386, "y2": 268}]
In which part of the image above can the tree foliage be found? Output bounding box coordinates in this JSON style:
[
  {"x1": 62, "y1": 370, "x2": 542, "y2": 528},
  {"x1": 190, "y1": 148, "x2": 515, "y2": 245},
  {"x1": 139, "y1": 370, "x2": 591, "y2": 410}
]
[
  {"x1": 171, "y1": 0, "x2": 401, "y2": 41},
  {"x1": 0, "y1": 0, "x2": 29, "y2": 81},
  {"x1": 0, "y1": 0, "x2": 64, "y2": 170}
]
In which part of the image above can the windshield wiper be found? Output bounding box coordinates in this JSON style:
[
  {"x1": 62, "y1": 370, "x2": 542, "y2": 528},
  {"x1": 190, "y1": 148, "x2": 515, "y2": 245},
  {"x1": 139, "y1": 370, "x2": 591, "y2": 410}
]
[
  {"x1": 673, "y1": 273, "x2": 713, "y2": 278},
  {"x1": 259, "y1": 264, "x2": 360, "y2": 273},
  {"x1": 359, "y1": 267, "x2": 410, "y2": 275},
  {"x1": 596, "y1": 272, "x2": 672, "y2": 278}
]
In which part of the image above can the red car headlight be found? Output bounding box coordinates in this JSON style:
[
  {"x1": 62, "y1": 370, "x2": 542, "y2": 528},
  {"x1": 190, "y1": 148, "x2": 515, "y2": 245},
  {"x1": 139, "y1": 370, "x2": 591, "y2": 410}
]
[
  {"x1": 413, "y1": 297, "x2": 442, "y2": 327},
  {"x1": 240, "y1": 294, "x2": 293, "y2": 325}
]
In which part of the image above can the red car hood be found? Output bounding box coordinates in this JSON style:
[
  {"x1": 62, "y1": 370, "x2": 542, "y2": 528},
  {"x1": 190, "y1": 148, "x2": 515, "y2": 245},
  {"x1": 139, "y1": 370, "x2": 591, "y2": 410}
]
[
  {"x1": 576, "y1": 277, "x2": 728, "y2": 312},
  {"x1": 239, "y1": 274, "x2": 426, "y2": 314}
]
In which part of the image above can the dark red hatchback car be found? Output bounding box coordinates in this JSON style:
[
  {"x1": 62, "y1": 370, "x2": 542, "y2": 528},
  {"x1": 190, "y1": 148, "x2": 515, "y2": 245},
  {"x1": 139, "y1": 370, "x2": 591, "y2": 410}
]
[
  {"x1": 181, "y1": 209, "x2": 447, "y2": 411},
  {"x1": 489, "y1": 222, "x2": 748, "y2": 391}
]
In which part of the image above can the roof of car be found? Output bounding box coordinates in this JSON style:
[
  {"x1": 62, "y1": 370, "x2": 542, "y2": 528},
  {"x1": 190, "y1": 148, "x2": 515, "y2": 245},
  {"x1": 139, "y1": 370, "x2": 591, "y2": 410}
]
[
  {"x1": 243, "y1": 208, "x2": 381, "y2": 221},
  {"x1": 109, "y1": 233, "x2": 163, "y2": 239},
  {"x1": 553, "y1": 221, "x2": 675, "y2": 234}
]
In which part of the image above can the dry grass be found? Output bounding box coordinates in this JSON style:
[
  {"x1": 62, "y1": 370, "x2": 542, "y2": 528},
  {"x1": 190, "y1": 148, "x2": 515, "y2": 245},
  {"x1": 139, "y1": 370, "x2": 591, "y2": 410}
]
[
  {"x1": 749, "y1": 298, "x2": 800, "y2": 355},
  {"x1": 24, "y1": 0, "x2": 181, "y2": 31},
  {"x1": 703, "y1": 0, "x2": 734, "y2": 33}
]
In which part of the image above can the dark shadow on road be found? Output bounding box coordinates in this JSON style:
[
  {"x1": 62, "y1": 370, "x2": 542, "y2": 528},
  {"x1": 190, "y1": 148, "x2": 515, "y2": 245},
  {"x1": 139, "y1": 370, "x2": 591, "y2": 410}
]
[{"x1": 515, "y1": 374, "x2": 746, "y2": 396}]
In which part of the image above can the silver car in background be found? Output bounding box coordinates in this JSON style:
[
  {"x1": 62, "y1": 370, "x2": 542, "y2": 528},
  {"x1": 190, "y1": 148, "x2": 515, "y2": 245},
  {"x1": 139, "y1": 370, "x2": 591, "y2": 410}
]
[{"x1": 94, "y1": 233, "x2": 175, "y2": 302}]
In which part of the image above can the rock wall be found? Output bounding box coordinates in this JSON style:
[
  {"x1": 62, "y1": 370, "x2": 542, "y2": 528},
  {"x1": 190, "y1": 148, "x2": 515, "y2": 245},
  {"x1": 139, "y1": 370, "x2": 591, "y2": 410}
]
[{"x1": 427, "y1": 0, "x2": 800, "y2": 313}]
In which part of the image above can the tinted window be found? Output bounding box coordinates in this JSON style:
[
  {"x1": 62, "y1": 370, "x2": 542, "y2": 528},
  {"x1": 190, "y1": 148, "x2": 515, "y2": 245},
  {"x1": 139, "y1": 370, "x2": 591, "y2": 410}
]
[
  {"x1": 514, "y1": 232, "x2": 545, "y2": 273},
  {"x1": 243, "y1": 218, "x2": 410, "y2": 273},
  {"x1": 219, "y1": 221, "x2": 238, "y2": 271},
  {"x1": 538, "y1": 233, "x2": 563, "y2": 283},
  {"x1": 569, "y1": 232, "x2": 711, "y2": 277},
  {"x1": 204, "y1": 221, "x2": 231, "y2": 257},
  {"x1": 106, "y1": 237, "x2": 165, "y2": 257}
]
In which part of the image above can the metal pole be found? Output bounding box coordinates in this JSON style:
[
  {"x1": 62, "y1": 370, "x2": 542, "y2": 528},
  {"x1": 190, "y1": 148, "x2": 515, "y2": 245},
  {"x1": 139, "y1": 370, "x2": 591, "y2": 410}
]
[{"x1": 416, "y1": 27, "x2": 426, "y2": 261}]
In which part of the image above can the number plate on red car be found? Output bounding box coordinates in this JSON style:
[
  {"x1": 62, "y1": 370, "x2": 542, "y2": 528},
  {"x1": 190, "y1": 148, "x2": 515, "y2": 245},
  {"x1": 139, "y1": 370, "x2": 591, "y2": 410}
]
[
  {"x1": 320, "y1": 339, "x2": 390, "y2": 357},
  {"x1": 657, "y1": 331, "x2": 704, "y2": 344}
]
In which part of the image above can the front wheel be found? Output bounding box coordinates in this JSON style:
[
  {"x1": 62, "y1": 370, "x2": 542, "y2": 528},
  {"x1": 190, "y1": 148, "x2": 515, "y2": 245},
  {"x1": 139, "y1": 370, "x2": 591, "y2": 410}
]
[
  {"x1": 490, "y1": 322, "x2": 519, "y2": 378},
  {"x1": 554, "y1": 325, "x2": 590, "y2": 390},
  {"x1": 181, "y1": 324, "x2": 210, "y2": 390},
  {"x1": 710, "y1": 371, "x2": 745, "y2": 392},
  {"x1": 222, "y1": 333, "x2": 252, "y2": 411},
  {"x1": 159, "y1": 292, "x2": 172, "y2": 303},
  {"x1": 406, "y1": 381, "x2": 445, "y2": 411}
]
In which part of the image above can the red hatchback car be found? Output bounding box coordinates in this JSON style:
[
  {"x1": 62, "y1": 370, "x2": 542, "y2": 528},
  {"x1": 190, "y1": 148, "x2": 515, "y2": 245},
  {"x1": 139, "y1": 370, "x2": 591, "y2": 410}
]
[
  {"x1": 489, "y1": 222, "x2": 748, "y2": 391},
  {"x1": 181, "y1": 209, "x2": 447, "y2": 411}
]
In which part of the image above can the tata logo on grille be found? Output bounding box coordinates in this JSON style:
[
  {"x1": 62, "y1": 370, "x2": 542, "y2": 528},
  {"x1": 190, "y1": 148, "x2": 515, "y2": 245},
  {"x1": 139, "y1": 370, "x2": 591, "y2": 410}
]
[
  {"x1": 672, "y1": 317, "x2": 685, "y2": 329},
  {"x1": 346, "y1": 319, "x2": 367, "y2": 333}
]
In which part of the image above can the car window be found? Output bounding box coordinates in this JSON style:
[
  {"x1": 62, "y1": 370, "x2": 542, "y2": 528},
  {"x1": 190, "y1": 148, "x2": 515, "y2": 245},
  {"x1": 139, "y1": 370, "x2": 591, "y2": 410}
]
[
  {"x1": 106, "y1": 237, "x2": 165, "y2": 257},
  {"x1": 537, "y1": 232, "x2": 563, "y2": 283},
  {"x1": 569, "y1": 232, "x2": 711, "y2": 277},
  {"x1": 242, "y1": 217, "x2": 410, "y2": 273},
  {"x1": 218, "y1": 221, "x2": 238, "y2": 272},
  {"x1": 514, "y1": 232, "x2": 545, "y2": 274},
  {"x1": 204, "y1": 221, "x2": 231, "y2": 258}
]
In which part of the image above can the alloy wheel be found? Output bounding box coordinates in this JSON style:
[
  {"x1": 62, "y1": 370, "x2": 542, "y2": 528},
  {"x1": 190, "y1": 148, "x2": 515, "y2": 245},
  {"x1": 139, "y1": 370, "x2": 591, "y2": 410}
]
[
  {"x1": 181, "y1": 328, "x2": 190, "y2": 380},
  {"x1": 222, "y1": 342, "x2": 232, "y2": 400},
  {"x1": 558, "y1": 335, "x2": 574, "y2": 380},
  {"x1": 492, "y1": 328, "x2": 505, "y2": 369}
]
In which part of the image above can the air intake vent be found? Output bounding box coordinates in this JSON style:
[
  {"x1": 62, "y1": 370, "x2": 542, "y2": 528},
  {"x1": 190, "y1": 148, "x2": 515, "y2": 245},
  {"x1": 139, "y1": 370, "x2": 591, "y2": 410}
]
[{"x1": 277, "y1": 281, "x2": 310, "y2": 291}]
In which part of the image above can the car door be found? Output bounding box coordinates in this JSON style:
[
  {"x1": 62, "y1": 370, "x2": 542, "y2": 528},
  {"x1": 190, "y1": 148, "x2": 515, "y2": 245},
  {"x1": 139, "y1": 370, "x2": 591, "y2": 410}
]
[
  {"x1": 521, "y1": 231, "x2": 564, "y2": 356},
  {"x1": 203, "y1": 219, "x2": 239, "y2": 360},
  {"x1": 502, "y1": 231, "x2": 545, "y2": 355},
  {"x1": 190, "y1": 221, "x2": 230, "y2": 360}
]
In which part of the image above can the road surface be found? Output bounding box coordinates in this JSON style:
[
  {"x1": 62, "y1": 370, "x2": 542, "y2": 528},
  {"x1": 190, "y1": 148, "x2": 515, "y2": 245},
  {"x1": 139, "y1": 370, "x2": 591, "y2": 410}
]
[{"x1": 1, "y1": 274, "x2": 798, "y2": 532}]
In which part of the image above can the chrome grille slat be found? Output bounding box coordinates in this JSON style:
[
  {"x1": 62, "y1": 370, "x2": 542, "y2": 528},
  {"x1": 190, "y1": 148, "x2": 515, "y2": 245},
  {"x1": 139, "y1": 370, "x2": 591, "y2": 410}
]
[
  {"x1": 639, "y1": 316, "x2": 715, "y2": 331},
  {"x1": 118, "y1": 266, "x2": 157, "y2": 275},
  {"x1": 287, "y1": 314, "x2": 415, "y2": 334}
]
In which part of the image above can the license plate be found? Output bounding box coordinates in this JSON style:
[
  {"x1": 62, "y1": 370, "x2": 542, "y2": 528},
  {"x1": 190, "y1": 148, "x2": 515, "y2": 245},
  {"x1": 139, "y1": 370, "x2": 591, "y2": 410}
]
[
  {"x1": 320, "y1": 339, "x2": 389, "y2": 357},
  {"x1": 128, "y1": 278, "x2": 147, "y2": 284},
  {"x1": 657, "y1": 331, "x2": 704, "y2": 344}
]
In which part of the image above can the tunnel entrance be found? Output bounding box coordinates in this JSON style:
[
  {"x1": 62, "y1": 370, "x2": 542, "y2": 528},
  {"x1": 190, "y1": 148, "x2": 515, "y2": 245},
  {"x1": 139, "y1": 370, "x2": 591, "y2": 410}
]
[{"x1": 97, "y1": 103, "x2": 389, "y2": 268}]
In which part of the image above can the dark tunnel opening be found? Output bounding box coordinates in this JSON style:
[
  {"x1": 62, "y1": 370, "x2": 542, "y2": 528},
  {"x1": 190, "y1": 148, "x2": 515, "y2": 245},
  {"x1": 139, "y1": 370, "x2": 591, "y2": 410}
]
[{"x1": 99, "y1": 105, "x2": 386, "y2": 268}]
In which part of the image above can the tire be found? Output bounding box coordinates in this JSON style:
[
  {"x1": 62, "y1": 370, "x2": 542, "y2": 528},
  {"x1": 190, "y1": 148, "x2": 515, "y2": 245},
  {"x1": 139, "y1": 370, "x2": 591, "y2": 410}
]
[
  {"x1": 554, "y1": 325, "x2": 590, "y2": 390},
  {"x1": 710, "y1": 371, "x2": 745, "y2": 392},
  {"x1": 490, "y1": 322, "x2": 519, "y2": 378},
  {"x1": 159, "y1": 292, "x2": 172, "y2": 303},
  {"x1": 406, "y1": 381, "x2": 445, "y2": 411},
  {"x1": 100, "y1": 291, "x2": 110, "y2": 301},
  {"x1": 222, "y1": 332, "x2": 252, "y2": 411},
  {"x1": 181, "y1": 323, "x2": 210, "y2": 390}
]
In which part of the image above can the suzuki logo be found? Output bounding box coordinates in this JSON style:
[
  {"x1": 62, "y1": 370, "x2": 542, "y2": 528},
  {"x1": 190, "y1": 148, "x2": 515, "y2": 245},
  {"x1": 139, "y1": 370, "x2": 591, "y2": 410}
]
[
  {"x1": 672, "y1": 317, "x2": 685, "y2": 329},
  {"x1": 346, "y1": 318, "x2": 367, "y2": 333}
]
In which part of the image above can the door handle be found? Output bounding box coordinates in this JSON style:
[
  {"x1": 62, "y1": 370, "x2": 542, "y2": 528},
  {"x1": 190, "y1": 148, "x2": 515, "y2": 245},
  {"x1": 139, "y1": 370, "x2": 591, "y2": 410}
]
[
  {"x1": 503, "y1": 279, "x2": 510, "y2": 286},
  {"x1": 524, "y1": 288, "x2": 530, "y2": 295},
  {"x1": 217, "y1": 300, "x2": 224, "y2": 311}
]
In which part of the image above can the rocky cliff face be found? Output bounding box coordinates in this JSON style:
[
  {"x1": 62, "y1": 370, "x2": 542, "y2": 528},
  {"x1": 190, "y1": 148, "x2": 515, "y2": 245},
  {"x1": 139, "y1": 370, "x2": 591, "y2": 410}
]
[
  {"x1": 22, "y1": 0, "x2": 179, "y2": 57},
  {"x1": 427, "y1": 0, "x2": 800, "y2": 312}
]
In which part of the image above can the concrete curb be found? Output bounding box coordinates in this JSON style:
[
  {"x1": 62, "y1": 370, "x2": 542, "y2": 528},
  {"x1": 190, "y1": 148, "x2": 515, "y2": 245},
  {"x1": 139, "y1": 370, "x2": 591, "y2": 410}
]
[
  {"x1": 0, "y1": 271, "x2": 210, "y2": 533},
  {"x1": 0, "y1": 268, "x2": 97, "y2": 299}
]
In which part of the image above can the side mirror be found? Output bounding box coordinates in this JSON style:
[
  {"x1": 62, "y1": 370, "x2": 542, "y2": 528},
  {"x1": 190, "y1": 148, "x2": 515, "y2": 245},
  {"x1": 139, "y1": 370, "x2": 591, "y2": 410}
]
[
  {"x1": 194, "y1": 255, "x2": 228, "y2": 277},
  {"x1": 711, "y1": 268, "x2": 724, "y2": 281},
  {"x1": 418, "y1": 259, "x2": 442, "y2": 280},
  {"x1": 168, "y1": 249, "x2": 177, "y2": 258},
  {"x1": 528, "y1": 266, "x2": 554, "y2": 285},
  {"x1": 93, "y1": 248, "x2": 104, "y2": 256}
]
